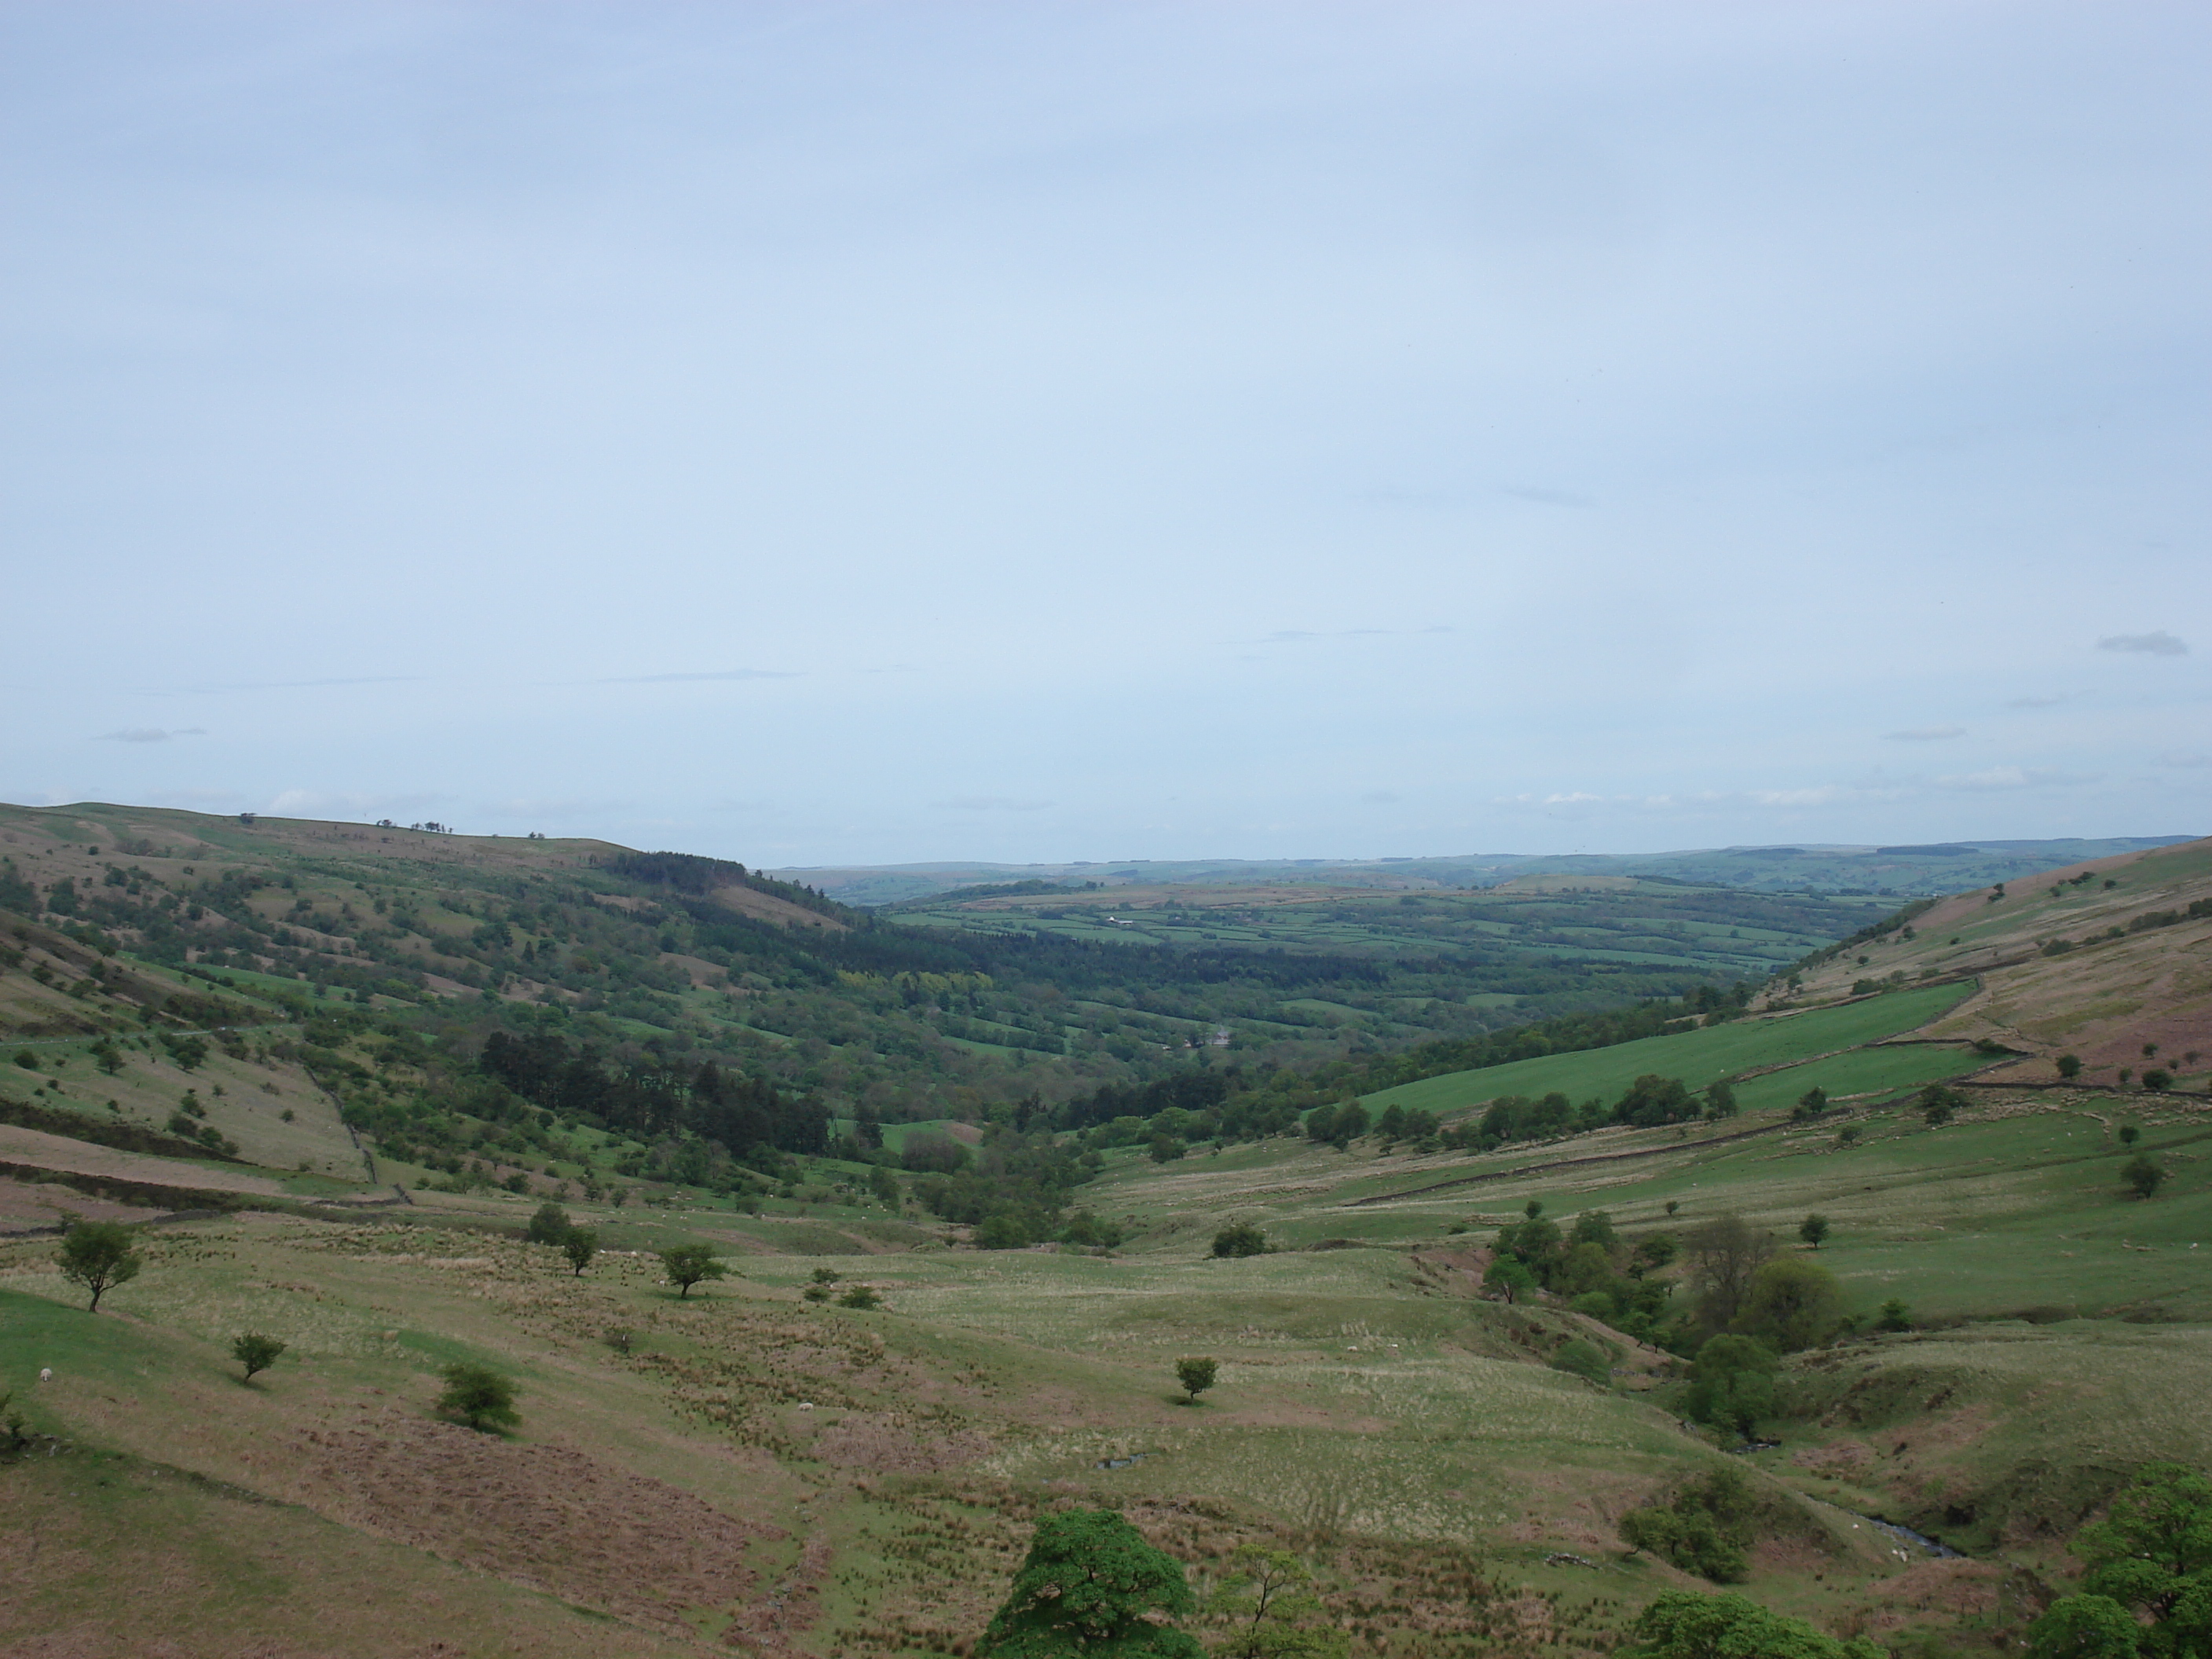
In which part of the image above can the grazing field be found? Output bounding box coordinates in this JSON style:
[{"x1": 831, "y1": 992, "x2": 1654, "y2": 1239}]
[{"x1": 1359, "y1": 982, "x2": 1979, "y2": 1118}]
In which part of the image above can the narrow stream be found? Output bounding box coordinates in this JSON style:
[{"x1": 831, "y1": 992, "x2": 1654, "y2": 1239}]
[{"x1": 1723, "y1": 1438, "x2": 1967, "y2": 1559}]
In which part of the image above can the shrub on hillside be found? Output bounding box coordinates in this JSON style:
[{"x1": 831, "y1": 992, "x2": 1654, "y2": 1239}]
[
  {"x1": 978, "y1": 1509, "x2": 1202, "y2": 1658},
  {"x1": 2027, "y1": 1463, "x2": 2212, "y2": 1659},
  {"x1": 1550, "y1": 1339, "x2": 1610, "y2": 1386},
  {"x1": 2125, "y1": 1155, "x2": 2167, "y2": 1199},
  {"x1": 437, "y1": 1364, "x2": 518, "y2": 1432},
  {"x1": 1619, "y1": 1469, "x2": 1760, "y2": 1582},
  {"x1": 1632, "y1": 1590, "x2": 1884, "y2": 1658},
  {"x1": 1211, "y1": 1223, "x2": 1269, "y2": 1258},
  {"x1": 1735, "y1": 1258, "x2": 1847, "y2": 1353},
  {"x1": 900, "y1": 1131, "x2": 970, "y2": 1174},
  {"x1": 1684, "y1": 1335, "x2": 1778, "y2": 1437}
]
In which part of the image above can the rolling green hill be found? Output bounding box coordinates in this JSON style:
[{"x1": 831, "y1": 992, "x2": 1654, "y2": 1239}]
[{"x1": 778, "y1": 837, "x2": 2192, "y2": 906}]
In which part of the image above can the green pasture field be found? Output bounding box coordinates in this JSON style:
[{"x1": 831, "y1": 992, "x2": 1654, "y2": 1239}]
[
  {"x1": 1360, "y1": 982, "x2": 1978, "y2": 1117},
  {"x1": 887, "y1": 879, "x2": 1865, "y2": 984}
]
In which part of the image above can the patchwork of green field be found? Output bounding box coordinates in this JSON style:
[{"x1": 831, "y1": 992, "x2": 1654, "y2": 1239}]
[
  {"x1": 786, "y1": 838, "x2": 2190, "y2": 906},
  {"x1": 888, "y1": 881, "x2": 1879, "y2": 988},
  {"x1": 1360, "y1": 982, "x2": 1979, "y2": 1117}
]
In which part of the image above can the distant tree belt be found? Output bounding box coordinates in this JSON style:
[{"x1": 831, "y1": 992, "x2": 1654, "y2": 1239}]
[
  {"x1": 1058, "y1": 1071, "x2": 1234, "y2": 1130},
  {"x1": 597, "y1": 849, "x2": 842, "y2": 916},
  {"x1": 676, "y1": 897, "x2": 1394, "y2": 994},
  {"x1": 1793, "y1": 896, "x2": 1941, "y2": 969},
  {"x1": 476, "y1": 1031, "x2": 828, "y2": 1155},
  {"x1": 0, "y1": 1095, "x2": 249, "y2": 1163}
]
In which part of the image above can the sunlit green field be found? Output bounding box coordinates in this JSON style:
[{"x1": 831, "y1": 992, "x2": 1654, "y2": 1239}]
[{"x1": 1360, "y1": 983, "x2": 1978, "y2": 1118}]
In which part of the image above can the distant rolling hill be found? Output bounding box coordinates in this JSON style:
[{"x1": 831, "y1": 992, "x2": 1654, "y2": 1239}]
[
  {"x1": 1786, "y1": 833, "x2": 2212, "y2": 1089},
  {"x1": 775, "y1": 836, "x2": 2193, "y2": 906}
]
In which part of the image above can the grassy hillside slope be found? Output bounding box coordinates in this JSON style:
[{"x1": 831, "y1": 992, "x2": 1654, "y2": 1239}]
[
  {"x1": 3, "y1": 816, "x2": 2209, "y2": 1657},
  {"x1": 1, "y1": 801, "x2": 1864, "y2": 1139}
]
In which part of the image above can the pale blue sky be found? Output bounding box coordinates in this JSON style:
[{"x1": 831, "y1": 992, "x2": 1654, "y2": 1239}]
[{"x1": 2, "y1": 2, "x2": 2205, "y2": 862}]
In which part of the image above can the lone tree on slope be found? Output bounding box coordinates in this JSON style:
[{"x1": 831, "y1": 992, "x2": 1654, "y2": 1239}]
[
  {"x1": 1174, "y1": 1357, "x2": 1218, "y2": 1405},
  {"x1": 231, "y1": 1332, "x2": 287, "y2": 1382},
  {"x1": 2125, "y1": 1155, "x2": 2167, "y2": 1200},
  {"x1": 660, "y1": 1243, "x2": 729, "y2": 1297},
  {"x1": 57, "y1": 1221, "x2": 142, "y2": 1313},
  {"x1": 561, "y1": 1226, "x2": 599, "y2": 1277}
]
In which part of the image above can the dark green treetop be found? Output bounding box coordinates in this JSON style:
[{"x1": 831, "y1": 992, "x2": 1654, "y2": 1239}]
[{"x1": 979, "y1": 1508, "x2": 1203, "y2": 1658}]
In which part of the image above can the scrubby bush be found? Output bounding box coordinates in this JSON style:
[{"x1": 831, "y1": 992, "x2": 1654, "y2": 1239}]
[
  {"x1": 437, "y1": 1363, "x2": 518, "y2": 1431},
  {"x1": 1211, "y1": 1222, "x2": 1269, "y2": 1258},
  {"x1": 1619, "y1": 1469, "x2": 1760, "y2": 1581},
  {"x1": 2027, "y1": 1463, "x2": 2212, "y2": 1659},
  {"x1": 1550, "y1": 1339, "x2": 1610, "y2": 1385},
  {"x1": 1632, "y1": 1589, "x2": 1884, "y2": 1657},
  {"x1": 1736, "y1": 1257, "x2": 1846, "y2": 1353},
  {"x1": 1684, "y1": 1335, "x2": 1778, "y2": 1437}
]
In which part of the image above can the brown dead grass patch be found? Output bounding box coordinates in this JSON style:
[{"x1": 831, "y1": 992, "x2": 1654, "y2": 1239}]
[{"x1": 287, "y1": 1413, "x2": 774, "y2": 1632}]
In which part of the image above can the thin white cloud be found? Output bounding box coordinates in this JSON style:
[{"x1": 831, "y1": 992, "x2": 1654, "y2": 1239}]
[
  {"x1": 933, "y1": 796, "x2": 1053, "y2": 811},
  {"x1": 482, "y1": 797, "x2": 625, "y2": 820},
  {"x1": 159, "y1": 676, "x2": 422, "y2": 694},
  {"x1": 2155, "y1": 750, "x2": 2211, "y2": 768},
  {"x1": 1932, "y1": 766, "x2": 2100, "y2": 792},
  {"x1": 267, "y1": 789, "x2": 448, "y2": 817},
  {"x1": 2006, "y1": 693, "x2": 2071, "y2": 709},
  {"x1": 1257, "y1": 627, "x2": 1452, "y2": 645},
  {"x1": 1883, "y1": 727, "x2": 1965, "y2": 742},
  {"x1": 2097, "y1": 632, "x2": 2189, "y2": 657},
  {"x1": 1752, "y1": 786, "x2": 1868, "y2": 808},
  {"x1": 596, "y1": 668, "x2": 799, "y2": 683},
  {"x1": 97, "y1": 727, "x2": 205, "y2": 742},
  {"x1": 143, "y1": 787, "x2": 245, "y2": 808}
]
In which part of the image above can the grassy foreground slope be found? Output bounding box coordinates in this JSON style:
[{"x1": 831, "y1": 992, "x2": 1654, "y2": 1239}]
[{"x1": 13, "y1": 1064, "x2": 2210, "y2": 1654}]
